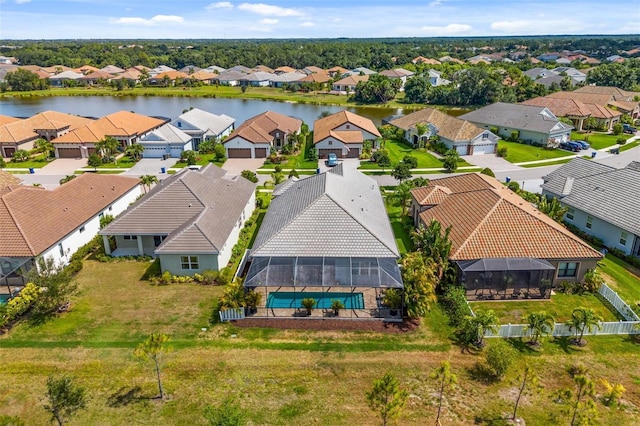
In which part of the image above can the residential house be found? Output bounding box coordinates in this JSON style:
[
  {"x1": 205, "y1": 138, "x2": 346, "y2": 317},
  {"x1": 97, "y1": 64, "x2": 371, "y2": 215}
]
[
  {"x1": 412, "y1": 56, "x2": 441, "y2": 65},
  {"x1": 204, "y1": 65, "x2": 226, "y2": 73},
  {"x1": 389, "y1": 108, "x2": 498, "y2": 155},
  {"x1": 300, "y1": 65, "x2": 325, "y2": 75},
  {"x1": 170, "y1": 108, "x2": 235, "y2": 151},
  {"x1": 573, "y1": 86, "x2": 640, "y2": 118},
  {"x1": 0, "y1": 65, "x2": 19, "y2": 83},
  {"x1": 244, "y1": 164, "x2": 402, "y2": 319},
  {"x1": 148, "y1": 71, "x2": 190, "y2": 86},
  {"x1": 0, "y1": 111, "x2": 93, "y2": 157},
  {"x1": 213, "y1": 70, "x2": 247, "y2": 86},
  {"x1": 459, "y1": 102, "x2": 573, "y2": 147},
  {"x1": 523, "y1": 67, "x2": 555, "y2": 80},
  {"x1": 179, "y1": 65, "x2": 201, "y2": 74},
  {"x1": 79, "y1": 70, "x2": 114, "y2": 86},
  {"x1": 74, "y1": 65, "x2": 100, "y2": 75},
  {"x1": 327, "y1": 66, "x2": 348, "y2": 78},
  {"x1": 0, "y1": 170, "x2": 21, "y2": 187},
  {"x1": 331, "y1": 74, "x2": 369, "y2": 94},
  {"x1": 313, "y1": 110, "x2": 381, "y2": 158},
  {"x1": 100, "y1": 65, "x2": 126, "y2": 75},
  {"x1": 149, "y1": 65, "x2": 176, "y2": 77},
  {"x1": 410, "y1": 173, "x2": 602, "y2": 300},
  {"x1": 439, "y1": 56, "x2": 464, "y2": 64},
  {"x1": 551, "y1": 67, "x2": 587, "y2": 83},
  {"x1": 223, "y1": 111, "x2": 302, "y2": 158},
  {"x1": 274, "y1": 66, "x2": 297, "y2": 74},
  {"x1": 139, "y1": 123, "x2": 193, "y2": 159},
  {"x1": 542, "y1": 158, "x2": 640, "y2": 258},
  {"x1": 345, "y1": 67, "x2": 377, "y2": 76},
  {"x1": 100, "y1": 165, "x2": 255, "y2": 274},
  {"x1": 239, "y1": 71, "x2": 276, "y2": 87},
  {"x1": 427, "y1": 69, "x2": 450, "y2": 86},
  {"x1": 49, "y1": 70, "x2": 84, "y2": 87},
  {"x1": 52, "y1": 111, "x2": 166, "y2": 158},
  {"x1": 0, "y1": 173, "x2": 141, "y2": 288},
  {"x1": 293, "y1": 71, "x2": 330, "y2": 90},
  {"x1": 0, "y1": 56, "x2": 17, "y2": 65},
  {"x1": 269, "y1": 72, "x2": 306, "y2": 88},
  {"x1": 189, "y1": 70, "x2": 218, "y2": 85},
  {"x1": 40, "y1": 65, "x2": 74, "y2": 75},
  {"x1": 378, "y1": 68, "x2": 414, "y2": 90},
  {"x1": 522, "y1": 95, "x2": 621, "y2": 131},
  {"x1": 252, "y1": 65, "x2": 274, "y2": 73}
]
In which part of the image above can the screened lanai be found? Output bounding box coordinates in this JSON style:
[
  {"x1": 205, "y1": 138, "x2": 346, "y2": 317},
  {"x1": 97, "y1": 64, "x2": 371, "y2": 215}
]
[
  {"x1": 244, "y1": 256, "x2": 403, "y2": 319},
  {"x1": 0, "y1": 257, "x2": 31, "y2": 302},
  {"x1": 458, "y1": 257, "x2": 555, "y2": 301}
]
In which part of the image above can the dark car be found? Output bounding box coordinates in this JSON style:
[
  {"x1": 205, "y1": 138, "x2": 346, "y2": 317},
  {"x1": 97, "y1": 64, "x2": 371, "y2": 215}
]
[
  {"x1": 572, "y1": 140, "x2": 590, "y2": 150},
  {"x1": 560, "y1": 141, "x2": 581, "y2": 152},
  {"x1": 623, "y1": 124, "x2": 637, "y2": 134}
]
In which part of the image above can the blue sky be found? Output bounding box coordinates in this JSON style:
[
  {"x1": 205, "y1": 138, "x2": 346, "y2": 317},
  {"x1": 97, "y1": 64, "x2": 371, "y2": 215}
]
[{"x1": 1, "y1": 0, "x2": 638, "y2": 39}]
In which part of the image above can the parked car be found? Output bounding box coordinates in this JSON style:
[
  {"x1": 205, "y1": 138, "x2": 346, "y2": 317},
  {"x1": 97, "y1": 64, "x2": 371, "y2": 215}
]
[
  {"x1": 326, "y1": 153, "x2": 338, "y2": 167},
  {"x1": 559, "y1": 141, "x2": 581, "y2": 152},
  {"x1": 572, "y1": 140, "x2": 590, "y2": 150},
  {"x1": 623, "y1": 124, "x2": 637, "y2": 134}
]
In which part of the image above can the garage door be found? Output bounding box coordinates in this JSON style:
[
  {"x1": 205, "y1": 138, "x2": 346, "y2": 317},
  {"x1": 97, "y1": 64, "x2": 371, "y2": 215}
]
[
  {"x1": 318, "y1": 149, "x2": 342, "y2": 159},
  {"x1": 455, "y1": 145, "x2": 468, "y2": 156},
  {"x1": 3, "y1": 147, "x2": 15, "y2": 157},
  {"x1": 255, "y1": 148, "x2": 267, "y2": 158},
  {"x1": 143, "y1": 147, "x2": 166, "y2": 159},
  {"x1": 472, "y1": 143, "x2": 496, "y2": 155},
  {"x1": 87, "y1": 148, "x2": 96, "y2": 156},
  {"x1": 227, "y1": 148, "x2": 252, "y2": 158},
  {"x1": 346, "y1": 148, "x2": 360, "y2": 158},
  {"x1": 57, "y1": 148, "x2": 81, "y2": 158}
]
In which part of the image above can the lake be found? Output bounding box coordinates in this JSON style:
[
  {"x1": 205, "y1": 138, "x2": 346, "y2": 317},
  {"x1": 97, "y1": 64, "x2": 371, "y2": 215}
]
[{"x1": 0, "y1": 96, "x2": 469, "y2": 128}]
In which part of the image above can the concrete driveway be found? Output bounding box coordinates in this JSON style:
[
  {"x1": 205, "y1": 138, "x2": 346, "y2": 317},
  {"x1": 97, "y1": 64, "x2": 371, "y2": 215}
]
[
  {"x1": 461, "y1": 154, "x2": 521, "y2": 172},
  {"x1": 122, "y1": 158, "x2": 175, "y2": 176},
  {"x1": 37, "y1": 158, "x2": 87, "y2": 175},
  {"x1": 223, "y1": 158, "x2": 265, "y2": 175}
]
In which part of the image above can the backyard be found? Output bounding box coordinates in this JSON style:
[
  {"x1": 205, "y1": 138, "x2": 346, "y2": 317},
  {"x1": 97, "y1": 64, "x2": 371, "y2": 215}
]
[
  {"x1": 0, "y1": 259, "x2": 639, "y2": 425},
  {"x1": 497, "y1": 140, "x2": 573, "y2": 164}
]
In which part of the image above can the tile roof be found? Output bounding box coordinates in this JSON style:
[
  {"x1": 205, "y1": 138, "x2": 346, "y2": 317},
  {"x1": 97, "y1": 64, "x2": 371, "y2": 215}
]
[
  {"x1": 141, "y1": 123, "x2": 192, "y2": 144},
  {"x1": 413, "y1": 173, "x2": 602, "y2": 261},
  {"x1": 389, "y1": 108, "x2": 487, "y2": 142},
  {"x1": 0, "y1": 173, "x2": 140, "y2": 257},
  {"x1": 50, "y1": 71, "x2": 84, "y2": 80},
  {"x1": 274, "y1": 66, "x2": 297, "y2": 73},
  {"x1": 225, "y1": 111, "x2": 302, "y2": 145},
  {"x1": 0, "y1": 115, "x2": 21, "y2": 126},
  {"x1": 542, "y1": 158, "x2": 640, "y2": 236},
  {"x1": 313, "y1": 110, "x2": 381, "y2": 144},
  {"x1": 152, "y1": 71, "x2": 190, "y2": 80},
  {"x1": 0, "y1": 111, "x2": 93, "y2": 144},
  {"x1": 269, "y1": 72, "x2": 306, "y2": 83},
  {"x1": 80, "y1": 70, "x2": 114, "y2": 80},
  {"x1": 333, "y1": 74, "x2": 369, "y2": 86},
  {"x1": 251, "y1": 165, "x2": 399, "y2": 258},
  {"x1": 0, "y1": 170, "x2": 21, "y2": 188},
  {"x1": 574, "y1": 86, "x2": 640, "y2": 101},
  {"x1": 379, "y1": 68, "x2": 414, "y2": 78},
  {"x1": 459, "y1": 102, "x2": 573, "y2": 134},
  {"x1": 189, "y1": 70, "x2": 218, "y2": 81},
  {"x1": 101, "y1": 165, "x2": 256, "y2": 255},
  {"x1": 521, "y1": 96, "x2": 620, "y2": 119},
  {"x1": 547, "y1": 91, "x2": 614, "y2": 107},
  {"x1": 298, "y1": 72, "x2": 330, "y2": 84},
  {"x1": 100, "y1": 65, "x2": 126, "y2": 74},
  {"x1": 54, "y1": 111, "x2": 165, "y2": 144},
  {"x1": 239, "y1": 71, "x2": 276, "y2": 82},
  {"x1": 412, "y1": 56, "x2": 441, "y2": 65}
]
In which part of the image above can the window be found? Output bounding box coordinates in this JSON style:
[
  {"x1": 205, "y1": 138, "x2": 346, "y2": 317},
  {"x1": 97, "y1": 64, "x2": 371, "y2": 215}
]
[
  {"x1": 566, "y1": 208, "x2": 575, "y2": 221},
  {"x1": 181, "y1": 256, "x2": 199, "y2": 270},
  {"x1": 124, "y1": 235, "x2": 138, "y2": 240},
  {"x1": 79, "y1": 225, "x2": 85, "y2": 233},
  {"x1": 620, "y1": 232, "x2": 628, "y2": 246},
  {"x1": 177, "y1": 121, "x2": 182, "y2": 128},
  {"x1": 99, "y1": 212, "x2": 104, "y2": 220},
  {"x1": 482, "y1": 133, "x2": 489, "y2": 140},
  {"x1": 58, "y1": 243, "x2": 64, "y2": 257},
  {"x1": 108, "y1": 206, "x2": 113, "y2": 211},
  {"x1": 586, "y1": 216, "x2": 593, "y2": 229},
  {"x1": 154, "y1": 235, "x2": 166, "y2": 247},
  {"x1": 346, "y1": 124, "x2": 351, "y2": 129},
  {"x1": 328, "y1": 140, "x2": 333, "y2": 145},
  {"x1": 558, "y1": 262, "x2": 578, "y2": 277}
]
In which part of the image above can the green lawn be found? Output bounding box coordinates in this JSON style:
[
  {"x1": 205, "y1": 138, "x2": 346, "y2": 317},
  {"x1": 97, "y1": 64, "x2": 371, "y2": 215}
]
[
  {"x1": 97, "y1": 155, "x2": 138, "y2": 169},
  {"x1": 498, "y1": 140, "x2": 572, "y2": 163},
  {"x1": 620, "y1": 140, "x2": 640, "y2": 152},
  {"x1": 359, "y1": 139, "x2": 471, "y2": 170},
  {"x1": 172, "y1": 153, "x2": 223, "y2": 169},
  {"x1": 598, "y1": 254, "x2": 640, "y2": 307},
  {"x1": 385, "y1": 203, "x2": 414, "y2": 255},
  {"x1": 3, "y1": 153, "x2": 52, "y2": 169},
  {"x1": 470, "y1": 291, "x2": 620, "y2": 324},
  {"x1": 259, "y1": 150, "x2": 318, "y2": 171},
  {"x1": 571, "y1": 131, "x2": 631, "y2": 150}
]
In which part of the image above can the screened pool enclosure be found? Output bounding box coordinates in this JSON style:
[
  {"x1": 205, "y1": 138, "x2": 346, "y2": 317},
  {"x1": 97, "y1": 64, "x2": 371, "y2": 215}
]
[{"x1": 244, "y1": 256, "x2": 404, "y2": 319}]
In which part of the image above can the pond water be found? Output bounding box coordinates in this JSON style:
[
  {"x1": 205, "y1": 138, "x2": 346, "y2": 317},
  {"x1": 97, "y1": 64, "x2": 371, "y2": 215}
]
[{"x1": 0, "y1": 96, "x2": 470, "y2": 128}]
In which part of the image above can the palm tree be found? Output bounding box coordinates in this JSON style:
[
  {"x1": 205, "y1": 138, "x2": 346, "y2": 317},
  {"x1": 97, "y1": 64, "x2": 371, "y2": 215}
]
[
  {"x1": 472, "y1": 310, "x2": 500, "y2": 347},
  {"x1": 411, "y1": 219, "x2": 453, "y2": 283},
  {"x1": 35, "y1": 138, "x2": 55, "y2": 159},
  {"x1": 95, "y1": 136, "x2": 119, "y2": 161},
  {"x1": 125, "y1": 143, "x2": 144, "y2": 161},
  {"x1": 140, "y1": 174, "x2": 158, "y2": 193},
  {"x1": 415, "y1": 122, "x2": 428, "y2": 148},
  {"x1": 566, "y1": 307, "x2": 602, "y2": 346},
  {"x1": 526, "y1": 311, "x2": 555, "y2": 346},
  {"x1": 537, "y1": 196, "x2": 568, "y2": 222}
]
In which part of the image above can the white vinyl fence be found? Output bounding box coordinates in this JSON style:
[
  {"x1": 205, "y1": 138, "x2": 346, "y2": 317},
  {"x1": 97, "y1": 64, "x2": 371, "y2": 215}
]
[
  {"x1": 483, "y1": 284, "x2": 640, "y2": 338},
  {"x1": 219, "y1": 307, "x2": 245, "y2": 322}
]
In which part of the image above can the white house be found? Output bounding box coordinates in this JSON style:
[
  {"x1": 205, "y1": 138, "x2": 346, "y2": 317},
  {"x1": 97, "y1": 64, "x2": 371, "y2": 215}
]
[
  {"x1": 100, "y1": 165, "x2": 256, "y2": 274},
  {"x1": 0, "y1": 173, "x2": 141, "y2": 287},
  {"x1": 170, "y1": 108, "x2": 235, "y2": 151},
  {"x1": 140, "y1": 123, "x2": 193, "y2": 159}
]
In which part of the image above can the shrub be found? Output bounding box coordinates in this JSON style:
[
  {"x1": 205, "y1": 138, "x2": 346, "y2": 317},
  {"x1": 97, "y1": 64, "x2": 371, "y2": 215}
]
[
  {"x1": 214, "y1": 143, "x2": 226, "y2": 160},
  {"x1": 486, "y1": 340, "x2": 516, "y2": 379},
  {"x1": 439, "y1": 286, "x2": 472, "y2": 327},
  {"x1": 508, "y1": 131, "x2": 520, "y2": 142},
  {"x1": 200, "y1": 270, "x2": 219, "y2": 285},
  {"x1": 617, "y1": 137, "x2": 627, "y2": 145},
  {"x1": 612, "y1": 123, "x2": 623, "y2": 135},
  {"x1": 240, "y1": 170, "x2": 258, "y2": 183},
  {"x1": 480, "y1": 167, "x2": 495, "y2": 177},
  {"x1": 507, "y1": 181, "x2": 520, "y2": 192},
  {"x1": 579, "y1": 269, "x2": 604, "y2": 293},
  {"x1": 496, "y1": 147, "x2": 508, "y2": 157},
  {"x1": 402, "y1": 155, "x2": 418, "y2": 169}
]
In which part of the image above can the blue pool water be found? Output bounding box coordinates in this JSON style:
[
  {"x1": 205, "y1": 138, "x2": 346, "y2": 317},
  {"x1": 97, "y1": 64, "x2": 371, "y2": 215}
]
[
  {"x1": 0, "y1": 294, "x2": 10, "y2": 304},
  {"x1": 266, "y1": 292, "x2": 365, "y2": 309}
]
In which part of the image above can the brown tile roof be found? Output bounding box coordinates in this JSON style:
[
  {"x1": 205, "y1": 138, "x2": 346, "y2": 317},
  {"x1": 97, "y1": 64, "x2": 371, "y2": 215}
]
[
  {"x1": 0, "y1": 173, "x2": 139, "y2": 257},
  {"x1": 225, "y1": 111, "x2": 302, "y2": 145},
  {"x1": 413, "y1": 173, "x2": 602, "y2": 261},
  {"x1": 253, "y1": 64, "x2": 274, "y2": 73},
  {"x1": 327, "y1": 66, "x2": 349, "y2": 74},
  {"x1": 153, "y1": 71, "x2": 190, "y2": 80},
  {"x1": 608, "y1": 100, "x2": 640, "y2": 113},
  {"x1": 574, "y1": 86, "x2": 640, "y2": 101},
  {"x1": 275, "y1": 66, "x2": 297, "y2": 73},
  {"x1": 0, "y1": 170, "x2": 21, "y2": 188},
  {"x1": 389, "y1": 108, "x2": 486, "y2": 142},
  {"x1": 0, "y1": 115, "x2": 21, "y2": 126},
  {"x1": 41, "y1": 65, "x2": 74, "y2": 74},
  {"x1": 189, "y1": 70, "x2": 218, "y2": 81},
  {"x1": 521, "y1": 96, "x2": 620, "y2": 119},
  {"x1": 80, "y1": 70, "x2": 113, "y2": 80},
  {"x1": 75, "y1": 65, "x2": 100, "y2": 74},
  {"x1": 313, "y1": 110, "x2": 381, "y2": 145},
  {"x1": 333, "y1": 74, "x2": 369, "y2": 86},
  {"x1": 298, "y1": 72, "x2": 330, "y2": 83},
  {"x1": 413, "y1": 56, "x2": 441, "y2": 65},
  {"x1": 54, "y1": 111, "x2": 165, "y2": 144},
  {"x1": 303, "y1": 66, "x2": 325, "y2": 74},
  {"x1": 1, "y1": 111, "x2": 94, "y2": 144},
  {"x1": 547, "y1": 91, "x2": 614, "y2": 107},
  {"x1": 0, "y1": 121, "x2": 39, "y2": 144}
]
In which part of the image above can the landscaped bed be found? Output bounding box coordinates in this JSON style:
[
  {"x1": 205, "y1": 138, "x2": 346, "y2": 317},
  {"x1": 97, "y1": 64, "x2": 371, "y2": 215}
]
[{"x1": 172, "y1": 153, "x2": 223, "y2": 168}]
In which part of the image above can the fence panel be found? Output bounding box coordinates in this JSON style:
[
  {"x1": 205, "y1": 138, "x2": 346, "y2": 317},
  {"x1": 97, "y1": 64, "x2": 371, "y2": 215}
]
[
  {"x1": 486, "y1": 321, "x2": 640, "y2": 338},
  {"x1": 219, "y1": 307, "x2": 245, "y2": 322},
  {"x1": 598, "y1": 284, "x2": 640, "y2": 321}
]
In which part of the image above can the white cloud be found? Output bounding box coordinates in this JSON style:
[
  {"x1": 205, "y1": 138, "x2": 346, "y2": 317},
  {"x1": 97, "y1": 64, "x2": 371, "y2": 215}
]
[
  {"x1": 260, "y1": 18, "x2": 278, "y2": 24},
  {"x1": 420, "y1": 23, "x2": 472, "y2": 35},
  {"x1": 428, "y1": 0, "x2": 443, "y2": 7},
  {"x1": 111, "y1": 15, "x2": 184, "y2": 26},
  {"x1": 237, "y1": 3, "x2": 304, "y2": 17},
  {"x1": 300, "y1": 21, "x2": 314, "y2": 27},
  {"x1": 206, "y1": 2, "x2": 233, "y2": 10},
  {"x1": 15, "y1": 0, "x2": 31, "y2": 4}
]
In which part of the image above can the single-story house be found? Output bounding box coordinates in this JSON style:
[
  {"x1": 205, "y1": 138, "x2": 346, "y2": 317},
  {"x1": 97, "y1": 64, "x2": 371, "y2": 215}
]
[
  {"x1": 148, "y1": 65, "x2": 176, "y2": 77},
  {"x1": 189, "y1": 70, "x2": 219, "y2": 85},
  {"x1": 148, "y1": 71, "x2": 190, "y2": 85},
  {"x1": 139, "y1": 123, "x2": 193, "y2": 159},
  {"x1": 378, "y1": 68, "x2": 414, "y2": 90},
  {"x1": 522, "y1": 96, "x2": 621, "y2": 131},
  {"x1": 100, "y1": 165, "x2": 256, "y2": 274},
  {"x1": 239, "y1": 71, "x2": 276, "y2": 87},
  {"x1": 412, "y1": 56, "x2": 441, "y2": 65},
  {"x1": 274, "y1": 66, "x2": 297, "y2": 74},
  {"x1": 269, "y1": 72, "x2": 306, "y2": 88},
  {"x1": 345, "y1": 67, "x2": 377, "y2": 76},
  {"x1": 49, "y1": 71, "x2": 84, "y2": 87},
  {"x1": 52, "y1": 111, "x2": 166, "y2": 158},
  {"x1": 541, "y1": 158, "x2": 640, "y2": 258},
  {"x1": 100, "y1": 65, "x2": 126, "y2": 75},
  {"x1": 170, "y1": 108, "x2": 235, "y2": 151},
  {"x1": 427, "y1": 69, "x2": 451, "y2": 87},
  {"x1": 331, "y1": 74, "x2": 369, "y2": 94},
  {"x1": 244, "y1": 164, "x2": 402, "y2": 319},
  {"x1": 223, "y1": 111, "x2": 302, "y2": 159},
  {"x1": 0, "y1": 173, "x2": 141, "y2": 290},
  {"x1": 459, "y1": 102, "x2": 573, "y2": 147},
  {"x1": 213, "y1": 70, "x2": 248, "y2": 86},
  {"x1": 410, "y1": 173, "x2": 603, "y2": 300},
  {"x1": 313, "y1": 110, "x2": 381, "y2": 158},
  {"x1": 389, "y1": 108, "x2": 498, "y2": 155},
  {"x1": 79, "y1": 70, "x2": 114, "y2": 85}
]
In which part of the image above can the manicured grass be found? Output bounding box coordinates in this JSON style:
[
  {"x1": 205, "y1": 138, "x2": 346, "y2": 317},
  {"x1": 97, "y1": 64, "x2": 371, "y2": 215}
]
[
  {"x1": 519, "y1": 158, "x2": 574, "y2": 168},
  {"x1": 3, "y1": 153, "x2": 53, "y2": 169},
  {"x1": 171, "y1": 153, "x2": 223, "y2": 168},
  {"x1": 498, "y1": 140, "x2": 572, "y2": 163},
  {"x1": 470, "y1": 291, "x2": 620, "y2": 324},
  {"x1": 359, "y1": 139, "x2": 471, "y2": 170},
  {"x1": 620, "y1": 140, "x2": 640, "y2": 152},
  {"x1": 385, "y1": 203, "x2": 414, "y2": 255},
  {"x1": 259, "y1": 150, "x2": 318, "y2": 171},
  {"x1": 97, "y1": 155, "x2": 138, "y2": 169},
  {"x1": 571, "y1": 131, "x2": 631, "y2": 150},
  {"x1": 598, "y1": 254, "x2": 640, "y2": 307}
]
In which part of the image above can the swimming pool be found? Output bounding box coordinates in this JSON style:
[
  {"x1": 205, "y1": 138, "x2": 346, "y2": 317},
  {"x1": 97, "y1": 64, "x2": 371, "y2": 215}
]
[
  {"x1": 0, "y1": 294, "x2": 10, "y2": 304},
  {"x1": 266, "y1": 292, "x2": 365, "y2": 309}
]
